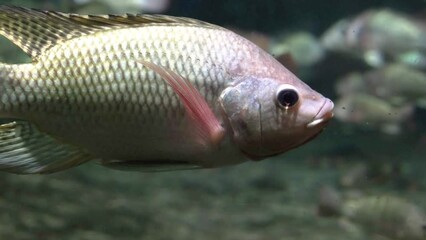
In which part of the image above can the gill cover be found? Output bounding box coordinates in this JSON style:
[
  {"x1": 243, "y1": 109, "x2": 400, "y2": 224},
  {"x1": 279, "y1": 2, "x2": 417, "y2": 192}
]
[{"x1": 219, "y1": 78, "x2": 264, "y2": 157}]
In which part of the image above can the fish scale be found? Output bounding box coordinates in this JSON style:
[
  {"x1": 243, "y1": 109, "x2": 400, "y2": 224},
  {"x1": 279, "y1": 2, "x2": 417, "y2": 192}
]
[{"x1": 4, "y1": 27, "x2": 229, "y2": 121}]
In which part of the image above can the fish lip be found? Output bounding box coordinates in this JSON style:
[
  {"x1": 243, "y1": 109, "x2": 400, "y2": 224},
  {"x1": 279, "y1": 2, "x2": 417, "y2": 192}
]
[{"x1": 307, "y1": 98, "x2": 334, "y2": 128}]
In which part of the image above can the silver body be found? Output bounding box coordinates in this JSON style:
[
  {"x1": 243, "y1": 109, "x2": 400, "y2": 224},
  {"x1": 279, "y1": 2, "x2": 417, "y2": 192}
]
[
  {"x1": 0, "y1": 7, "x2": 333, "y2": 173},
  {"x1": 1, "y1": 24, "x2": 290, "y2": 167}
]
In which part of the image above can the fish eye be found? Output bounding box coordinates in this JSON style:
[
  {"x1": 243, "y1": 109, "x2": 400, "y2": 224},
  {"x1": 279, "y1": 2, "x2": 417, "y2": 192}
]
[{"x1": 276, "y1": 85, "x2": 299, "y2": 108}]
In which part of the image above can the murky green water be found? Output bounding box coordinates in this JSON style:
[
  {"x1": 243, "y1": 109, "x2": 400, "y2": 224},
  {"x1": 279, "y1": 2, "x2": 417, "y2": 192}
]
[{"x1": 0, "y1": 0, "x2": 425, "y2": 239}]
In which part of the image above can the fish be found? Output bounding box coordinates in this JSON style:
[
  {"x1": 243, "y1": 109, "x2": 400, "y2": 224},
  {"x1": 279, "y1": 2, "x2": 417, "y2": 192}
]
[
  {"x1": 270, "y1": 31, "x2": 325, "y2": 69},
  {"x1": 335, "y1": 72, "x2": 365, "y2": 97},
  {"x1": 343, "y1": 196, "x2": 426, "y2": 240},
  {"x1": 336, "y1": 64, "x2": 426, "y2": 107},
  {"x1": 317, "y1": 185, "x2": 342, "y2": 217},
  {"x1": 321, "y1": 9, "x2": 426, "y2": 68},
  {"x1": 317, "y1": 188, "x2": 426, "y2": 239},
  {"x1": 0, "y1": 6, "x2": 333, "y2": 174},
  {"x1": 362, "y1": 64, "x2": 426, "y2": 105},
  {"x1": 217, "y1": 28, "x2": 299, "y2": 73},
  {"x1": 334, "y1": 93, "x2": 413, "y2": 134}
]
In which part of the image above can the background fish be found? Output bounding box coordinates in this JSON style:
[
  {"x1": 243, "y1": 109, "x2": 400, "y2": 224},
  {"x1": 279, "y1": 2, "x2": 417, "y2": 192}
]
[
  {"x1": 342, "y1": 196, "x2": 426, "y2": 240},
  {"x1": 334, "y1": 93, "x2": 413, "y2": 134},
  {"x1": 321, "y1": 9, "x2": 426, "y2": 68},
  {"x1": 317, "y1": 188, "x2": 426, "y2": 240},
  {"x1": 73, "y1": 0, "x2": 171, "y2": 14},
  {"x1": 0, "y1": 6, "x2": 333, "y2": 174},
  {"x1": 333, "y1": 64, "x2": 426, "y2": 134},
  {"x1": 335, "y1": 64, "x2": 426, "y2": 107}
]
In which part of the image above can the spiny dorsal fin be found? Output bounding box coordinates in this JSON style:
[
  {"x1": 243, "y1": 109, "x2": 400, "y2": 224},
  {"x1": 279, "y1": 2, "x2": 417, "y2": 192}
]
[
  {"x1": 0, "y1": 120, "x2": 92, "y2": 174},
  {"x1": 0, "y1": 6, "x2": 220, "y2": 60}
]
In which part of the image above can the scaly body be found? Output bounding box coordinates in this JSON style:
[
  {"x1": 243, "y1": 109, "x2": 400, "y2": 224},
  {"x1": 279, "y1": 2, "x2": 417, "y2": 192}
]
[
  {"x1": 0, "y1": 6, "x2": 333, "y2": 173},
  {"x1": 1, "y1": 25, "x2": 259, "y2": 166}
]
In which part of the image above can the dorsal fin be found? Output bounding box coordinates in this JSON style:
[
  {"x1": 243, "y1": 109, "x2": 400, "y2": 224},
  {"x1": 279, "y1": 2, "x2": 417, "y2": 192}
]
[{"x1": 0, "y1": 6, "x2": 220, "y2": 60}]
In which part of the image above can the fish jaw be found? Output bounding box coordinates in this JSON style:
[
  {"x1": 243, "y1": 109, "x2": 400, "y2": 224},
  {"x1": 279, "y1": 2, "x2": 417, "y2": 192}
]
[{"x1": 307, "y1": 98, "x2": 334, "y2": 128}]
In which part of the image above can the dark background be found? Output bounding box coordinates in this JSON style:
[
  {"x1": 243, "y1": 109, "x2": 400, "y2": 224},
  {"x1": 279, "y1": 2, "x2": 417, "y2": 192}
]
[{"x1": 168, "y1": 0, "x2": 425, "y2": 34}]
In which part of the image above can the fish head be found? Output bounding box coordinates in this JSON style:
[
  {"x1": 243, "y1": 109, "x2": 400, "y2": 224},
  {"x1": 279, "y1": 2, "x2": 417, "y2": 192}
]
[{"x1": 219, "y1": 75, "x2": 334, "y2": 159}]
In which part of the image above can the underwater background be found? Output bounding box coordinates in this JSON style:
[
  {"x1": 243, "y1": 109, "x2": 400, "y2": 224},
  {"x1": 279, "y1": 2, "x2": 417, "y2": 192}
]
[{"x1": 0, "y1": 0, "x2": 425, "y2": 239}]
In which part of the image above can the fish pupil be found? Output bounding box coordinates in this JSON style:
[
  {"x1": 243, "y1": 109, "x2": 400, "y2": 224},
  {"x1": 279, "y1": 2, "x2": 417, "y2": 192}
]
[{"x1": 277, "y1": 89, "x2": 299, "y2": 107}]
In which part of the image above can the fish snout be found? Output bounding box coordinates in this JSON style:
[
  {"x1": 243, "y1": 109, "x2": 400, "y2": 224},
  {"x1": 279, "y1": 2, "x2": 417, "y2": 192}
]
[{"x1": 307, "y1": 98, "x2": 334, "y2": 128}]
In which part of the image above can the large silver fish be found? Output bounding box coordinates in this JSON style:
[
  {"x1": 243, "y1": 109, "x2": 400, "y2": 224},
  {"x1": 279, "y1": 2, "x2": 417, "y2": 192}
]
[{"x1": 0, "y1": 6, "x2": 333, "y2": 174}]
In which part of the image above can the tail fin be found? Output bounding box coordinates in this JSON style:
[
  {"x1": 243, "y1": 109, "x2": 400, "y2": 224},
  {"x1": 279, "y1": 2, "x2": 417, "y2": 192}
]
[{"x1": 0, "y1": 120, "x2": 92, "y2": 174}]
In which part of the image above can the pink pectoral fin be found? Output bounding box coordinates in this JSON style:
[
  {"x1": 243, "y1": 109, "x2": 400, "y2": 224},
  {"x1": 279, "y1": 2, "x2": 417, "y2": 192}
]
[{"x1": 138, "y1": 60, "x2": 225, "y2": 147}]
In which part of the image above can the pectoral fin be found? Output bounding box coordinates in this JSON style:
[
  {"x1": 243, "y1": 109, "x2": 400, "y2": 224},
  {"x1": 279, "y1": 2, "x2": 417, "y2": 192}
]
[
  {"x1": 0, "y1": 120, "x2": 92, "y2": 174},
  {"x1": 138, "y1": 60, "x2": 225, "y2": 147}
]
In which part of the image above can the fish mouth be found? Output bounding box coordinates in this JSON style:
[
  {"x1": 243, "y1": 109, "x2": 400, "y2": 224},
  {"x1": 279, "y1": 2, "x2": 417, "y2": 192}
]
[{"x1": 307, "y1": 98, "x2": 334, "y2": 128}]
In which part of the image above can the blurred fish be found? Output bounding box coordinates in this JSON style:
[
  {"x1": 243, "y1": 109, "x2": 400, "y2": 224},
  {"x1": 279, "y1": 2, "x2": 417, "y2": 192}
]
[
  {"x1": 74, "y1": 0, "x2": 171, "y2": 14},
  {"x1": 317, "y1": 185, "x2": 342, "y2": 217},
  {"x1": 335, "y1": 94, "x2": 413, "y2": 134},
  {"x1": 363, "y1": 64, "x2": 426, "y2": 106},
  {"x1": 335, "y1": 72, "x2": 365, "y2": 96},
  {"x1": 397, "y1": 51, "x2": 426, "y2": 69},
  {"x1": 270, "y1": 32, "x2": 325, "y2": 68},
  {"x1": 322, "y1": 9, "x2": 426, "y2": 68},
  {"x1": 340, "y1": 163, "x2": 368, "y2": 188},
  {"x1": 343, "y1": 196, "x2": 426, "y2": 240},
  {"x1": 336, "y1": 64, "x2": 426, "y2": 107},
  {"x1": 319, "y1": 192, "x2": 426, "y2": 239},
  {"x1": 0, "y1": 6, "x2": 333, "y2": 174}
]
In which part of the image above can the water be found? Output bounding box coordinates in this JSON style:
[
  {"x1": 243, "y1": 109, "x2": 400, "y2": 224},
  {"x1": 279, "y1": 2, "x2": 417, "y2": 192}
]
[{"x1": 0, "y1": 0, "x2": 425, "y2": 239}]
